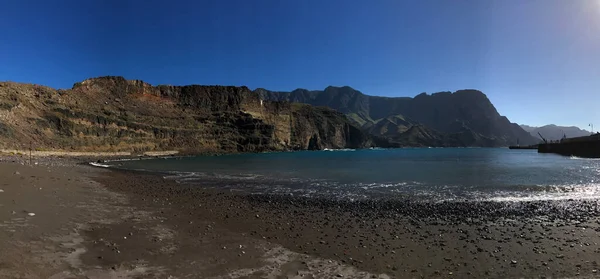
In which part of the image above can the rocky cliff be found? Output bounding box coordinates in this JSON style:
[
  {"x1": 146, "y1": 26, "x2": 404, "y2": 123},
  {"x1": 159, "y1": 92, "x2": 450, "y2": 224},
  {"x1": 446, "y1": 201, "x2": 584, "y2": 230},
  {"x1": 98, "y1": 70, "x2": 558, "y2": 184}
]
[
  {"x1": 0, "y1": 77, "x2": 374, "y2": 153},
  {"x1": 258, "y1": 87, "x2": 538, "y2": 147}
]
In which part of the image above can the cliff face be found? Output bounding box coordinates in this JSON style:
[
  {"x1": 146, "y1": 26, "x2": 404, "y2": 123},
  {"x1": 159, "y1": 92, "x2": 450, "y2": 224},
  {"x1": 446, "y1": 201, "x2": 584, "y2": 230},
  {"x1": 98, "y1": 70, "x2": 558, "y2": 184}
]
[
  {"x1": 289, "y1": 104, "x2": 373, "y2": 150},
  {"x1": 0, "y1": 76, "x2": 373, "y2": 153},
  {"x1": 258, "y1": 87, "x2": 538, "y2": 147}
]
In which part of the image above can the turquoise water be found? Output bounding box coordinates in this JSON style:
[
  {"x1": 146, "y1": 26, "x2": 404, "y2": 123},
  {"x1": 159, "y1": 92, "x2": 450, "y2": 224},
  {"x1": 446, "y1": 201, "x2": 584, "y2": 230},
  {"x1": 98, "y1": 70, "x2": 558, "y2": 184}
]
[{"x1": 101, "y1": 148, "x2": 600, "y2": 201}]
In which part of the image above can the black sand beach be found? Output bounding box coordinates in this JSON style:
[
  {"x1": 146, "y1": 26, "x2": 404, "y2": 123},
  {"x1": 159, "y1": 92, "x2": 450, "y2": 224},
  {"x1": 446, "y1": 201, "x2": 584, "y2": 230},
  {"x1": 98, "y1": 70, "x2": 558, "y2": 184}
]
[
  {"x1": 96, "y1": 168, "x2": 600, "y2": 278},
  {"x1": 2, "y1": 154, "x2": 600, "y2": 278}
]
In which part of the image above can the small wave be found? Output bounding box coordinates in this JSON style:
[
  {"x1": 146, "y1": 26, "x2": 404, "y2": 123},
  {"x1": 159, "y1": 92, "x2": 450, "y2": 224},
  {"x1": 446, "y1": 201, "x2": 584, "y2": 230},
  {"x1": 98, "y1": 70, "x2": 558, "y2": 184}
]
[
  {"x1": 323, "y1": 148, "x2": 355, "y2": 152},
  {"x1": 102, "y1": 157, "x2": 145, "y2": 163},
  {"x1": 570, "y1": 156, "x2": 600, "y2": 161},
  {"x1": 487, "y1": 193, "x2": 600, "y2": 202},
  {"x1": 381, "y1": 183, "x2": 600, "y2": 203},
  {"x1": 163, "y1": 171, "x2": 264, "y2": 182},
  {"x1": 484, "y1": 183, "x2": 600, "y2": 202},
  {"x1": 89, "y1": 162, "x2": 111, "y2": 168},
  {"x1": 102, "y1": 155, "x2": 189, "y2": 164},
  {"x1": 216, "y1": 173, "x2": 263, "y2": 180},
  {"x1": 524, "y1": 183, "x2": 599, "y2": 193},
  {"x1": 359, "y1": 182, "x2": 418, "y2": 190},
  {"x1": 163, "y1": 171, "x2": 205, "y2": 180}
]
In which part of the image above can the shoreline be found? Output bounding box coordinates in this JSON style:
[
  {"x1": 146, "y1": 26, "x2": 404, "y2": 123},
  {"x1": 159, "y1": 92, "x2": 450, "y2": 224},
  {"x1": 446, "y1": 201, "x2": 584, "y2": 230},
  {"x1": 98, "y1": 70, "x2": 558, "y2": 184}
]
[
  {"x1": 0, "y1": 149, "x2": 180, "y2": 158},
  {"x1": 0, "y1": 155, "x2": 391, "y2": 278},
  {"x1": 98, "y1": 167, "x2": 600, "y2": 278},
  {"x1": 1, "y1": 155, "x2": 600, "y2": 278},
  {"x1": 96, "y1": 165, "x2": 600, "y2": 222}
]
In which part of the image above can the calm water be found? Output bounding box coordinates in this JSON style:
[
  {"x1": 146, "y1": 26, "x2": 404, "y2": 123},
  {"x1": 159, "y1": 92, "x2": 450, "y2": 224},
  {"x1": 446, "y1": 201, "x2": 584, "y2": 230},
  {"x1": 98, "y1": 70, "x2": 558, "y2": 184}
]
[{"x1": 100, "y1": 148, "x2": 600, "y2": 202}]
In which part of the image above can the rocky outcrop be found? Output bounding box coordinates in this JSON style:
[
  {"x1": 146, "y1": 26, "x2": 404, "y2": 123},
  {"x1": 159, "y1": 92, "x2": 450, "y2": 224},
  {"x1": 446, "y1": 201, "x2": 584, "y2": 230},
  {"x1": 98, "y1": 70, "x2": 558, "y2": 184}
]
[
  {"x1": 258, "y1": 87, "x2": 538, "y2": 147},
  {"x1": 0, "y1": 76, "x2": 374, "y2": 153},
  {"x1": 289, "y1": 104, "x2": 373, "y2": 150}
]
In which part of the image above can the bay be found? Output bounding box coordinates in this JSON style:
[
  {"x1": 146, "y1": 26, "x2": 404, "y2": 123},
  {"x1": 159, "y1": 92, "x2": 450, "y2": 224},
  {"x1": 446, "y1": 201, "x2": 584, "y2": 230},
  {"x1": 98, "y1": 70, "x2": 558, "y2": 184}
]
[{"x1": 102, "y1": 148, "x2": 600, "y2": 202}]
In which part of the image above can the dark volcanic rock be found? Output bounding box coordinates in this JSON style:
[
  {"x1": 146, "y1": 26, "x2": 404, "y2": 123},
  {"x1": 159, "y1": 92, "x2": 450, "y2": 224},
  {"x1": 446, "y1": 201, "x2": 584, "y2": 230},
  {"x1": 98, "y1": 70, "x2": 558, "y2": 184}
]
[
  {"x1": 258, "y1": 87, "x2": 538, "y2": 147},
  {"x1": 289, "y1": 104, "x2": 373, "y2": 150},
  {"x1": 0, "y1": 76, "x2": 377, "y2": 153}
]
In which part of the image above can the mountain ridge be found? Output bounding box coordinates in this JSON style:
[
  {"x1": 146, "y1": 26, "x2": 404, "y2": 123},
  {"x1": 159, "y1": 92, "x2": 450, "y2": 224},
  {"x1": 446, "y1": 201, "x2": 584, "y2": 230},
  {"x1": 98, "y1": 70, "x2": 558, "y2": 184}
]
[
  {"x1": 0, "y1": 76, "x2": 540, "y2": 151},
  {"x1": 520, "y1": 124, "x2": 591, "y2": 141},
  {"x1": 258, "y1": 86, "x2": 538, "y2": 147}
]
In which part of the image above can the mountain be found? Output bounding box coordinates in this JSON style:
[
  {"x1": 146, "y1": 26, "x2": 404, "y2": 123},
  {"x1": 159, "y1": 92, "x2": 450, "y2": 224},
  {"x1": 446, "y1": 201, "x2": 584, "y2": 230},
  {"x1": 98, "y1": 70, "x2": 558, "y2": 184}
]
[
  {"x1": 257, "y1": 86, "x2": 537, "y2": 147},
  {"x1": 519, "y1": 125, "x2": 535, "y2": 133},
  {"x1": 362, "y1": 114, "x2": 417, "y2": 138},
  {"x1": 520, "y1": 124, "x2": 591, "y2": 141},
  {"x1": 0, "y1": 77, "x2": 377, "y2": 153}
]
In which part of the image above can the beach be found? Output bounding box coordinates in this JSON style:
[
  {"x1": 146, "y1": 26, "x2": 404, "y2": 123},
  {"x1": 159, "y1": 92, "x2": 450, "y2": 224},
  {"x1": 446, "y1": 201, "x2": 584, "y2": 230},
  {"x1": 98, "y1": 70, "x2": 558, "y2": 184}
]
[
  {"x1": 0, "y1": 155, "x2": 387, "y2": 279},
  {"x1": 1, "y1": 155, "x2": 600, "y2": 278}
]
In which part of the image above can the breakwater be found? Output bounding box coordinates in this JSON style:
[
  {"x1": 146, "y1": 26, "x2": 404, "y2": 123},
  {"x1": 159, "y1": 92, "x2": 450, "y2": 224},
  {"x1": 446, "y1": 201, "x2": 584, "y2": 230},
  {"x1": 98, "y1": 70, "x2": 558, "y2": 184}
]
[{"x1": 538, "y1": 134, "x2": 600, "y2": 158}]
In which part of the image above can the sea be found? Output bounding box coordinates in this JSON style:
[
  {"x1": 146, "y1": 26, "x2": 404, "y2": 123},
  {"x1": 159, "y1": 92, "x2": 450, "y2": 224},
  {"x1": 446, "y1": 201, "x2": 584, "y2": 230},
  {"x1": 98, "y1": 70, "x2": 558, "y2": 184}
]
[{"x1": 97, "y1": 148, "x2": 600, "y2": 202}]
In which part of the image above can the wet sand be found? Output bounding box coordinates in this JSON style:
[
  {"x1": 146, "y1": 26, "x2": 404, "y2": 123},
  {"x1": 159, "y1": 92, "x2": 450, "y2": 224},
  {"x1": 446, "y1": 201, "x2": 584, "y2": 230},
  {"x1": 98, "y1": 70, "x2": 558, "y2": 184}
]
[{"x1": 2, "y1": 155, "x2": 600, "y2": 278}]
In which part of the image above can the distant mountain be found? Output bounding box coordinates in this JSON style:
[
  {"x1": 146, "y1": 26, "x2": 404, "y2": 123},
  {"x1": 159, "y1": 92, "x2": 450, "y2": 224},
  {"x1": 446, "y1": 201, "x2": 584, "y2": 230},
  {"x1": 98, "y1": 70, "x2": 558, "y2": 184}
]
[
  {"x1": 520, "y1": 124, "x2": 591, "y2": 141},
  {"x1": 257, "y1": 86, "x2": 537, "y2": 147},
  {"x1": 519, "y1": 125, "x2": 536, "y2": 133}
]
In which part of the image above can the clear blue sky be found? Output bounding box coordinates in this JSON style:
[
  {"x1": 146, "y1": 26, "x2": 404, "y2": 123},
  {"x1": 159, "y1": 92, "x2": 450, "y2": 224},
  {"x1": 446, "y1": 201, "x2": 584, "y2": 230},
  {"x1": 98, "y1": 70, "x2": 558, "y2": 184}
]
[{"x1": 1, "y1": 0, "x2": 599, "y2": 129}]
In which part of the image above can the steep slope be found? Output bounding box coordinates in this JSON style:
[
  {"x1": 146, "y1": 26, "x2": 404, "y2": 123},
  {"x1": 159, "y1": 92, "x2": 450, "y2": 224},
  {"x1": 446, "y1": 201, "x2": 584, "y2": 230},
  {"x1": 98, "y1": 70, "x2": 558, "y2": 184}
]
[
  {"x1": 388, "y1": 125, "x2": 497, "y2": 147},
  {"x1": 521, "y1": 124, "x2": 591, "y2": 141},
  {"x1": 363, "y1": 115, "x2": 416, "y2": 137},
  {"x1": 0, "y1": 77, "x2": 375, "y2": 153},
  {"x1": 391, "y1": 125, "x2": 446, "y2": 147},
  {"x1": 258, "y1": 87, "x2": 537, "y2": 147},
  {"x1": 520, "y1": 125, "x2": 536, "y2": 133}
]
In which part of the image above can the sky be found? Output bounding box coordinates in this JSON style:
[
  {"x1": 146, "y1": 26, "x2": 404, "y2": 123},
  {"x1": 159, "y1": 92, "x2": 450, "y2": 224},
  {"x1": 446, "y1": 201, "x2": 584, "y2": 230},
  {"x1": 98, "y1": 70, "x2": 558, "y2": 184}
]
[{"x1": 1, "y1": 0, "x2": 599, "y2": 130}]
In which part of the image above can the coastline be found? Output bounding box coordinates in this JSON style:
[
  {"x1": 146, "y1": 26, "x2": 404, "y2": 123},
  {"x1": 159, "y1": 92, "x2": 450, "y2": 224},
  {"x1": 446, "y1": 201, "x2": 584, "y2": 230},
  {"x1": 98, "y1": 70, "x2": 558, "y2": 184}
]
[
  {"x1": 0, "y1": 149, "x2": 180, "y2": 158},
  {"x1": 1, "y1": 154, "x2": 600, "y2": 278},
  {"x1": 100, "y1": 168, "x2": 600, "y2": 278},
  {"x1": 0, "y1": 155, "x2": 389, "y2": 278}
]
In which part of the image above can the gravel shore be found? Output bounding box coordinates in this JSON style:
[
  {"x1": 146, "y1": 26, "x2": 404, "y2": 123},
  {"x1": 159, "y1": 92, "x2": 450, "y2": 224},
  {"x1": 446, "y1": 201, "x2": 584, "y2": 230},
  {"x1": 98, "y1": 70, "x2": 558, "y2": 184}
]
[
  {"x1": 98, "y1": 169, "x2": 600, "y2": 278},
  {"x1": 2, "y1": 154, "x2": 600, "y2": 278},
  {"x1": 0, "y1": 157, "x2": 388, "y2": 278}
]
